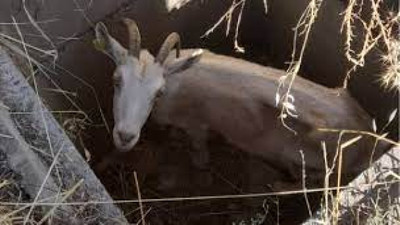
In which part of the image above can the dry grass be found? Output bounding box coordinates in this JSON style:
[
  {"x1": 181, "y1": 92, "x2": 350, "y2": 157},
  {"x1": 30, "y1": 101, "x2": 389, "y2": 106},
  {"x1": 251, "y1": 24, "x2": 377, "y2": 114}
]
[
  {"x1": 275, "y1": 0, "x2": 399, "y2": 127},
  {"x1": 341, "y1": 0, "x2": 399, "y2": 90},
  {"x1": 0, "y1": 160, "x2": 40, "y2": 225},
  {"x1": 381, "y1": 37, "x2": 399, "y2": 90},
  {"x1": 277, "y1": 0, "x2": 324, "y2": 132}
]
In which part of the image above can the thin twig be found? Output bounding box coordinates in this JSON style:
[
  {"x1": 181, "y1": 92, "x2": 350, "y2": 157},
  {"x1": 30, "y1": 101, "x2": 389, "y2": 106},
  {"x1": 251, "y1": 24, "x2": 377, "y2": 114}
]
[
  {"x1": 134, "y1": 172, "x2": 145, "y2": 225},
  {"x1": 318, "y1": 128, "x2": 400, "y2": 147},
  {"x1": 1, "y1": 180, "x2": 399, "y2": 207}
]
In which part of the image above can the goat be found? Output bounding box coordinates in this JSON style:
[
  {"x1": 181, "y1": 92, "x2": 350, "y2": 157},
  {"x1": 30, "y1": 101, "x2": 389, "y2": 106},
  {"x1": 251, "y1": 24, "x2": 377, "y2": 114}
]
[{"x1": 94, "y1": 19, "x2": 390, "y2": 189}]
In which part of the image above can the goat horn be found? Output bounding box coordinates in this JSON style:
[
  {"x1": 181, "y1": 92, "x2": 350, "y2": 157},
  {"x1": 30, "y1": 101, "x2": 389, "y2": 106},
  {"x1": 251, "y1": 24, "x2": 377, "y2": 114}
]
[
  {"x1": 95, "y1": 22, "x2": 128, "y2": 65},
  {"x1": 122, "y1": 18, "x2": 141, "y2": 58},
  {"x1": 156, "y1": 32, "x2": 181, "y2": 64}
]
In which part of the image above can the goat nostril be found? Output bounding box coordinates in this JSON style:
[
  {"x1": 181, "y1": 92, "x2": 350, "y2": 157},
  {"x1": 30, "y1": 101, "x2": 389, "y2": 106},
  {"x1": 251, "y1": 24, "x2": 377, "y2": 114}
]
[{"x1": 118, "y1": 131, "x2": 136, "y2": 143}]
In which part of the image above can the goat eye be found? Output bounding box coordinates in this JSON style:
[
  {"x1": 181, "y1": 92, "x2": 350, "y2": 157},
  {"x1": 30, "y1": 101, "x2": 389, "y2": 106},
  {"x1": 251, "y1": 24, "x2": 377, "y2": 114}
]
[{"x1": 113, "y1": 77, "x2": 122, "y2": 88}]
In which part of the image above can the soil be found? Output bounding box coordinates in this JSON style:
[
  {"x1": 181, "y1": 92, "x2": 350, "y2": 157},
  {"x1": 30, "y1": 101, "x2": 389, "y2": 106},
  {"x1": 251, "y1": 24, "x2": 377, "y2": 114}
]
[{"x1": 93, "y1": 121, "x2": 322, "y2": 225}]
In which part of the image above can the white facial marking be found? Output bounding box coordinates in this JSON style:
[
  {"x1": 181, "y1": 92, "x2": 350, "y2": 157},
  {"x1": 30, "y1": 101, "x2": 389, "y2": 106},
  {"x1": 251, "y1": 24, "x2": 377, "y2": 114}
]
[{"x1": 112, "y1": 56, "x2": 165, "y2": 152}]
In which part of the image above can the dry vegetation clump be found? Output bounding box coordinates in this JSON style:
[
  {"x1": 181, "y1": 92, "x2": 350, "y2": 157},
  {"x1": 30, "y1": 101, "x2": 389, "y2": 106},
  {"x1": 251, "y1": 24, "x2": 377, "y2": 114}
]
[
  {"x1": 341, "y1": 0, "x2": 399, "y2": 90},
  {"x1": 0, "y1": 152, "x2": 40, "y2": 225},
  {"x1": 381, "y1": 37, "x2": 399, "y2": 90}
]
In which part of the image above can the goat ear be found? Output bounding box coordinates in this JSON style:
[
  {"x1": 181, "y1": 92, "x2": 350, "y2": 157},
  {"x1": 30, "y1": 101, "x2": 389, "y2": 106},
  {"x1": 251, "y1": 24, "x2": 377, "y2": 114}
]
[
  {"x1": 94, "y1": 22, "x2": 128, "y2": 65},
  {"x1": 165, "y1": 49, "x2": 203, "y2": 76}
]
